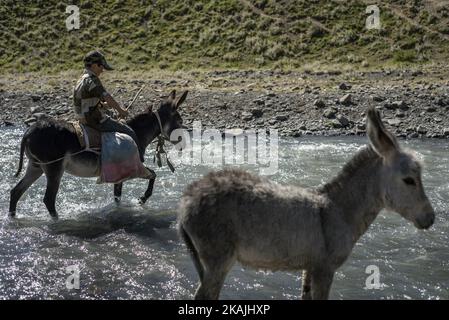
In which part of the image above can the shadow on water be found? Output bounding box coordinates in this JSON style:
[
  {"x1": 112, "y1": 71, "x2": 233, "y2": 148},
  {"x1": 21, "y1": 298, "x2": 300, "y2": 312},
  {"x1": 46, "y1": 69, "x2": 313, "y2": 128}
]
[{"x1": 7, "y1": 204, "x2": 179, "y2": 240}]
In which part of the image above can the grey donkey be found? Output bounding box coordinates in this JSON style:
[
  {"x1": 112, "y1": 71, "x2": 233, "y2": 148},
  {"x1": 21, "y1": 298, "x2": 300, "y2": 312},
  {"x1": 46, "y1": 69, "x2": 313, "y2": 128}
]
[{"x1": 177, "y1": 106, "x2": 435, "y2": 300}]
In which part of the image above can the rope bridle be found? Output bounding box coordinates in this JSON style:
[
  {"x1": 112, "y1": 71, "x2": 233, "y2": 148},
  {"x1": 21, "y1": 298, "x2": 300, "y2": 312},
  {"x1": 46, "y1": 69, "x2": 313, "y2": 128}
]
[
  {"x1": 153, "y1": 110, "x2": 175, "y2": 173},
  {"x1": 154, "y1": 110, "x2": 170, "y2": 141}
]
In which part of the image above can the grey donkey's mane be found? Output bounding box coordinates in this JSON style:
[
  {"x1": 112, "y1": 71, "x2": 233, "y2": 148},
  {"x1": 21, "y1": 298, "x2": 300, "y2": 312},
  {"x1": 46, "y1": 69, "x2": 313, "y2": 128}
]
[{"x1": 318, "y1": 145, "x2": 380, "y2": 195}]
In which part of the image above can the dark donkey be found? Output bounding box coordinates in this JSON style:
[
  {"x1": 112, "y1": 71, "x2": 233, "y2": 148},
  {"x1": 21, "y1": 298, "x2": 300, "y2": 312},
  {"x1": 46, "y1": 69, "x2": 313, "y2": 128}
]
[{"x1": 10, "y1": 90, "x2": 188, "y2": 219}]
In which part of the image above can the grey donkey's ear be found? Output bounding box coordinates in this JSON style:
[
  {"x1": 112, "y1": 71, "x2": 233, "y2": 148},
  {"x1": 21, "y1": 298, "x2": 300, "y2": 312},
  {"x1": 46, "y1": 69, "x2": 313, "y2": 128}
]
[
  {"x1": 175, "y1": 91, "x2": 188, "y2": 109},
  {"x1": 366, "y1": 106, "x2": 399, "y2": 158}
]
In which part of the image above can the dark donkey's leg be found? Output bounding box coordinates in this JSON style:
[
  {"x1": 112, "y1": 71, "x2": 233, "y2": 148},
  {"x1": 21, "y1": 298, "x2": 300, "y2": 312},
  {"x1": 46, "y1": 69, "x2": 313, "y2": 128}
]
[
  {"x1": 9, "y1": 163, "x2": 43, "y2": 216},
  {"x1": 139, "y1": 169, "x2": 156, "y2": 205},
  {"x1": 114, "y1": 183, "x2": 123, "y2": 203},
  {"x1": 42, "y1": 162, "x2": 64, "y2": 219}
]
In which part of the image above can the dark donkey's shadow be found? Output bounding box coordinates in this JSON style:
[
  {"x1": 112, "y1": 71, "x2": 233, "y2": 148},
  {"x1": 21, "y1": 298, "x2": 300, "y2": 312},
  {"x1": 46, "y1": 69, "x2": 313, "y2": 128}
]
[
  {"x1": 9, "y1": 205, "x2": 178, "y2": 240},
  {"x1": 51, "y1": 206, "x2": 177, "y2": 240}
]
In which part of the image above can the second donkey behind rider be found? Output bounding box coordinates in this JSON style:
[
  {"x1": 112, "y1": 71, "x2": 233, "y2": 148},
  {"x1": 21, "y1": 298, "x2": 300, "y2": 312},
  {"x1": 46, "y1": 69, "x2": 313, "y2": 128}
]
[{"x1": 73, "y1": 50, "x2": 145, "y2": 162}]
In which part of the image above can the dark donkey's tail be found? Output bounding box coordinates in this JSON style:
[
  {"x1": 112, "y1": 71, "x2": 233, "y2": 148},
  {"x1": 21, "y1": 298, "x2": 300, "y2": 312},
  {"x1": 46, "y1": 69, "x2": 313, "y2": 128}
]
[{"x1": 14, "y1": 130, "x2": 29, "y2": 177}]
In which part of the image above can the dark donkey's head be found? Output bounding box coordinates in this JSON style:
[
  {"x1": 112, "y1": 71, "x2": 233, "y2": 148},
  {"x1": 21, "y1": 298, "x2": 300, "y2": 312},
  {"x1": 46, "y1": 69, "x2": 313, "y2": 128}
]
[{"x1": 153, "y1": 90, "x2": 188, "y2": 147}]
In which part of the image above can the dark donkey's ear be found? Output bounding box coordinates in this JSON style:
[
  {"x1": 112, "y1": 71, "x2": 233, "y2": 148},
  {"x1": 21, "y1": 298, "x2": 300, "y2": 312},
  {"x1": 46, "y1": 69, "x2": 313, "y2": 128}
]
[
  {"x1": 168, "y1": 90, "x2": 176, "y2": 101},
  {"x1": 366, "y1": 106, "x2": 399, "y2": 159},
  {"x1": 175, "y1": 91, "x2": 188, "y2": 109}
]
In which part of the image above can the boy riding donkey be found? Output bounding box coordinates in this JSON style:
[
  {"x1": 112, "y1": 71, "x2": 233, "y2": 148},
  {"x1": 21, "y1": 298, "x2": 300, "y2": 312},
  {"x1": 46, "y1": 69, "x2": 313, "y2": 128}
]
[
  {"x1": 10, "y1": 50, "x2": 188, "y2": 218},
  {"x1": 73, "y1": 50, "x2": 145, "y2": 163}
]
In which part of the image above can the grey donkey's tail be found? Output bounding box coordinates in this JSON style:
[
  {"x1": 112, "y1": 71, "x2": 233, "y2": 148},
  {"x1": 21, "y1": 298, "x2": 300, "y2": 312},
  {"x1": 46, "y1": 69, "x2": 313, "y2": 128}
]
[
  {"x1": 14, "y1": 131, "x2": 28, "y2": 177},
  {"x1": 179, "y1": 224, "x2": 204, "y2": 281}
]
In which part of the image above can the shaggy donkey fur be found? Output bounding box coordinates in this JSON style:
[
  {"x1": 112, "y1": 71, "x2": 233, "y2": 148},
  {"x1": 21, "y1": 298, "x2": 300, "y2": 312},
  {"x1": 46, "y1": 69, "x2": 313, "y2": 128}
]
[{"x1": 178, "y1": 106, "x2": 435, "y2": 300}]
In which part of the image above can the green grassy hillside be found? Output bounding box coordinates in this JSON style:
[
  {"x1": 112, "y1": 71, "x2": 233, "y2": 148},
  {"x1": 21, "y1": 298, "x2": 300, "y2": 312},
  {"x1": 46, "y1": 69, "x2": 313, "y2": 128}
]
[{"x1": 1, "y1": 0, "x2": 449, "y2": 73}]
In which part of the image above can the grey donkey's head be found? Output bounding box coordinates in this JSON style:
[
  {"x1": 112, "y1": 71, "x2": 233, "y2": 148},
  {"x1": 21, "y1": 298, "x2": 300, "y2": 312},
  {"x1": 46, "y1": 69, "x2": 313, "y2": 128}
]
[{"x1": 366, "y1": 107, "x2": 435, "y2": 229}]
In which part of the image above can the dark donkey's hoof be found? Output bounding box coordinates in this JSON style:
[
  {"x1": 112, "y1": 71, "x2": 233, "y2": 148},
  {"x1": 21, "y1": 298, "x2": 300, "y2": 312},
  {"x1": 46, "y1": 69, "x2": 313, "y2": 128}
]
[
  {"x1": 138, "y1": 196, "x2": 148, "y2": 205},
  {"x1": 49, "y1": 211, "x2": 59, "y2": 221}
]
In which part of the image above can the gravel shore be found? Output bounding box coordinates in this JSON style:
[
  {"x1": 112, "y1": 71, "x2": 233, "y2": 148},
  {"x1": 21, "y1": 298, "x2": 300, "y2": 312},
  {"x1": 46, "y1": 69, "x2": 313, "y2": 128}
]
[{"x1": 1, "y1": 69, "x2": 449, "y2": 139}]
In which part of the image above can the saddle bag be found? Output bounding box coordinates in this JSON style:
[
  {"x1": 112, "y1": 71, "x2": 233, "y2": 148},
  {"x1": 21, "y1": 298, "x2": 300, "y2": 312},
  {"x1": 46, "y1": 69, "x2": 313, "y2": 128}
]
[{"x1": 98, "y1": 132, "x2": 150, "y2": 184}]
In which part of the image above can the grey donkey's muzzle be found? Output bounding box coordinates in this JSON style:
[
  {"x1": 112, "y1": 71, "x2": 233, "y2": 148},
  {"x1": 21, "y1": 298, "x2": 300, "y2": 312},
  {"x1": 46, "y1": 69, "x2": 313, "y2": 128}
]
[{"x1": 415, "y1": 211, "x2": 435, "y2": 230}]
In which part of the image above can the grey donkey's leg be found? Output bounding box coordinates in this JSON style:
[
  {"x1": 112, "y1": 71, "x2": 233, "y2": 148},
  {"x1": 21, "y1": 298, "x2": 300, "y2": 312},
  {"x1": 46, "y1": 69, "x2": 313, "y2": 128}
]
[
  {"x1": 195, "y1": 268, "x2": 231, "y2": 300},
  {"x1": 139, "y1": 169, "x2": 156, "y2": 205},
  {"x1": 301, "y1": 270, "x2": 312, "y2": 300},
  {"x1": 192, "y1": 237, "x2": 236, "y2": 300},
  {"x1": 9, "y1": 164, "x2": 43, "y2": 216},
  {"x1": 114, "y1": 183, "x2": 122, "y2": 203},
  {"x1": 194, "y1": 252, "x2": 236, "y2": 300},
  {"x1": 310, "y1": 267, "x2": 335, "y2": 300},
  {"x1": 42, "y1": 163, "x2": 64, "y2": 219}
]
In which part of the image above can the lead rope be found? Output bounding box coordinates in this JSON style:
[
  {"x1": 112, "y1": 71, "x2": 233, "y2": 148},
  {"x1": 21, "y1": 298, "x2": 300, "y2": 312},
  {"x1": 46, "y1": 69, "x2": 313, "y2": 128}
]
[
  {"x1": 153, "y1": 111, "x2": 175, "y2": 173},
  {"x1": 31, "y1": 148, "x2": 92, "y2": 166}
]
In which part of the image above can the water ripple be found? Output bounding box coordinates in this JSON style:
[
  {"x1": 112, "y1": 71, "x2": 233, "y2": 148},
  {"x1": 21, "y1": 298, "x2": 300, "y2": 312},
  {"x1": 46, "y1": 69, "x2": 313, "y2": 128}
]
[{"x1": 0, "y1": 128, "x2": 448, "y2": 299}]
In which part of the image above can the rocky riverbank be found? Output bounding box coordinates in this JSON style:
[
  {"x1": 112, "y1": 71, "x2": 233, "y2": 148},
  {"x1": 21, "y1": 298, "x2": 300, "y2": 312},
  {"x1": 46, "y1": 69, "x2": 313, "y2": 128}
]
[{"x1": 1, "y1": 68, "x2": 449, "y2": 139}]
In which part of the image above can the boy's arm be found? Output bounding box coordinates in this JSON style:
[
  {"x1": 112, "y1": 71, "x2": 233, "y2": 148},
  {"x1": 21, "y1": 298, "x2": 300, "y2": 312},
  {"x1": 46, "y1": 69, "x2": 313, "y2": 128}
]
[
  {"x1": 89, "y1": 77, "x2": 129, "y2": 118},
  {"x1": 103, "y1": 94, "x2": 129, "y2": 118}
]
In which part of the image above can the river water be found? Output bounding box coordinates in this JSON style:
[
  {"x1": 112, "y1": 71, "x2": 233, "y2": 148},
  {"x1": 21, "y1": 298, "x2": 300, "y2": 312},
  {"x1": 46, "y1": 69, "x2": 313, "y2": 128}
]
[{"x1": 0, "y1": 126, "x2": 448, "y2": 299}]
